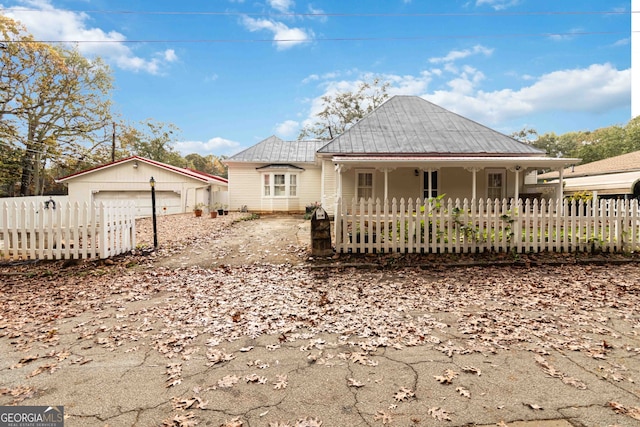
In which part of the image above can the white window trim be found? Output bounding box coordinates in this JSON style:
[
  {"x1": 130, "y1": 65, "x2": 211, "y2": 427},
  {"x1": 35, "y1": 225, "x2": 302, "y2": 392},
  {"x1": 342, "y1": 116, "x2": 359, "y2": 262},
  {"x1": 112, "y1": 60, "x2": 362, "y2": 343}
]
[
  {"x1": 355, "y1": 169, "x2": 375, "y2": 201},
  {"x1": 260, "y1": 168, "x2": 301, "y2": 198},
  {"x1": 486, "y1": 168, "x2": 506, "y2": 200},
  {"x1": 422, "y1": 170, "x2": 439, "y2": 199}
]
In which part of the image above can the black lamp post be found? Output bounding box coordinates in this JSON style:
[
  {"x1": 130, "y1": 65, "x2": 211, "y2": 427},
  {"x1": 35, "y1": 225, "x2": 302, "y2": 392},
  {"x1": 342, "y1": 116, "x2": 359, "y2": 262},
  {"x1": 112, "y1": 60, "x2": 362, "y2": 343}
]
[{"x1": 150, "y1": 177, "x2": 158, "y2": 249}]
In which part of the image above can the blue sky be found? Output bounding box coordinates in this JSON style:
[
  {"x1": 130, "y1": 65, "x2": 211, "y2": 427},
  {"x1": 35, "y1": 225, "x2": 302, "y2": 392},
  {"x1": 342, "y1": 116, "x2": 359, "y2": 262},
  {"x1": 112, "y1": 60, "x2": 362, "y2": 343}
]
[{"x1": 1, "y1": 0, "x2": 633, "y2": 157}]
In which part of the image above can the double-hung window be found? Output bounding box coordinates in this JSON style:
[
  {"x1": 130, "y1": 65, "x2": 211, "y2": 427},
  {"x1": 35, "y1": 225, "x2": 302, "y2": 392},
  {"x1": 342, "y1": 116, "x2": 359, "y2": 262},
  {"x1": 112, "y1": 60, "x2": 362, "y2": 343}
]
[
  {"x1": 261, "y1": 168, "x2": 300, "y2": 198},
  {"x1": 356, "y1": 171, "x2": 374, "y2": 201}
]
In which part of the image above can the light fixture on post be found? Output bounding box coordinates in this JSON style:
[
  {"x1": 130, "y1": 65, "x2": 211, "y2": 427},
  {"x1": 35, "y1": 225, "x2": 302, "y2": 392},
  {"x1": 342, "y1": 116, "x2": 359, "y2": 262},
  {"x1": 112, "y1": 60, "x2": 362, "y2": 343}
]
[{"x1": 149, "y1": 177, "x2": 158, "y2": 249}]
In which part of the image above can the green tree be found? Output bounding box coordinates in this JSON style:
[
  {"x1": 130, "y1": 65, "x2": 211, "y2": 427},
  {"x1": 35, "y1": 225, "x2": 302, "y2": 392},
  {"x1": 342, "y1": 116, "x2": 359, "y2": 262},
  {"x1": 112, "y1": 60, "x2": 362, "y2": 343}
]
[
  {"x1": 299, "y1": 77, "x2": 390, "y2": 140},
  {"x1": 0, "y1": 16, "x2": 114, "y2": 196},
  {"x1": 121, "y1": 119, "x2": 186, "y2": 167},
  {"x1": 184, "y1": 153, "x2": 228, "y2": 178}
]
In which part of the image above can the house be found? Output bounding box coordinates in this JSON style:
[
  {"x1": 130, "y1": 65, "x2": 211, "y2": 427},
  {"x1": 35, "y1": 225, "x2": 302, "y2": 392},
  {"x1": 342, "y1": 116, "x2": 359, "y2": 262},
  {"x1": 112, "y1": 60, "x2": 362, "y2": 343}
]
[
  {"x1": 225, "y1": 136, "x2": 327, "y2": 212},
  {"x1": 56, "y1": 156, "x2": 228, "y2": 217},
  {"x1": 226, "y1": 96, "x2": 578, "y2": 213},
  {"x1": 538, "y1": 150, "x2": 640, "y2": 200}
]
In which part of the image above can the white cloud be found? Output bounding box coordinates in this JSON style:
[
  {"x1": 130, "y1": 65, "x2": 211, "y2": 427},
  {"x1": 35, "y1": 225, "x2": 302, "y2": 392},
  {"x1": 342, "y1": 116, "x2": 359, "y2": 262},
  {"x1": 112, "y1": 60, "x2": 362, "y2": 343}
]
[
  {"x1": 613, "y1": 38, "x2": 630, "y2": 47},
  {"x1": 298, "y1": 71, "x2": 434, "y2": 129},
  {"x1": 427, "y1": 63, "x2": 630, "y2": 124},
  {"x1": 429, "y1": 45, "x2": 494, "y2": 64},
  {"x1": 175, "y1": 137, "x2": 241, "y2": 156},
  {"x1": 475, "y1": 0, "x2": 521, "y2": 10},
  {"x1": 3, "y1": 0, "x2": 175, "y2": 74},
  {"x1": 307, "y1": 4, "x2": 327, "y2": 23},
  {"x1": 297, "y1": 63, "x2": 629, "y2": 136},
  {"x1": 241, "y1": 16, "x2": 313, "y2": 50},
  {"x1": 268, "y1": 0, "x2": 294, "y2": 13},
  {"x1": 275, "y1": 120, "x2": 300, "y2": 138},
  {"x1": 163, "y1": 49, "x2": 178, "y2": 62},
  {"x1": 548, "y1": 28, "x2": 584, "y2": 41}
]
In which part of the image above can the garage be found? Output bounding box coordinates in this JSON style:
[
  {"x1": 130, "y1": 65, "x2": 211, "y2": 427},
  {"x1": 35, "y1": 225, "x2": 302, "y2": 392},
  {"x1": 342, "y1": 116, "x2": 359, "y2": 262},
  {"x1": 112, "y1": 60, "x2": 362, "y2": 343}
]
[
  {"x1": 93, "y1": 190, "x2": 182, "y2": 217},
  {"x1": 57, "y1": 156, "x2": 228, "y2": 217}
]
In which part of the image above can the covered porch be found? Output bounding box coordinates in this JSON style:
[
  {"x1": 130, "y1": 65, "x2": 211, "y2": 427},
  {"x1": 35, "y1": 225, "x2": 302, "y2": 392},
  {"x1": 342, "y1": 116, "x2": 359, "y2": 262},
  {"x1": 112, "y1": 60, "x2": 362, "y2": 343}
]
[{"x1": 331, "y1": 155, "x2": 578, "y2": 206}]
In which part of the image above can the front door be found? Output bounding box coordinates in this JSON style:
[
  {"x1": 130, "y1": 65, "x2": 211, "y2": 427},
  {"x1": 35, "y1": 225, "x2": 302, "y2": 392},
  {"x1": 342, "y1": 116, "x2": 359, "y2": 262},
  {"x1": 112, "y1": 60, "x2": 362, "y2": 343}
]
[{"x1": 423, "y1": 171, "x2": 438, "y2": 199}]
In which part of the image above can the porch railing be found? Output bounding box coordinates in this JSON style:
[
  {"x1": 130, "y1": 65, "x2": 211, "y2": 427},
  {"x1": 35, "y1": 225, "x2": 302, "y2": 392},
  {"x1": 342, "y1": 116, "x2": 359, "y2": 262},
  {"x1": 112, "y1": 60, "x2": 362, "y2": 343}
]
[
  {"x1": 0, "y1": 201, "x2": 136, "y2": 261},
  {"x1": 334, "y1": 197, "x2": 640, "y2": 254}
]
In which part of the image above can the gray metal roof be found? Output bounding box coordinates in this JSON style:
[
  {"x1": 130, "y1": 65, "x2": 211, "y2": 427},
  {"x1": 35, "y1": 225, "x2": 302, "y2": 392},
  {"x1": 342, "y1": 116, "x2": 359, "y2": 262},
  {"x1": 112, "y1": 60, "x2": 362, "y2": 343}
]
[
  {"x1": 226, "y1": 136, "x2": 326, "y2": 163},
  {"x1": 318, "y1": 96, "x2": 545, "y2": 156}
]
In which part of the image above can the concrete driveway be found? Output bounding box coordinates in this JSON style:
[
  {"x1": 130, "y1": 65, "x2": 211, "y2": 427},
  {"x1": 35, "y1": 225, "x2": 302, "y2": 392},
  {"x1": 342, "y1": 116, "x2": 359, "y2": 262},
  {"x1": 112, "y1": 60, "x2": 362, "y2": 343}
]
[{"x1": 0, "y1": 214, "x2": 639, "y2": 426}]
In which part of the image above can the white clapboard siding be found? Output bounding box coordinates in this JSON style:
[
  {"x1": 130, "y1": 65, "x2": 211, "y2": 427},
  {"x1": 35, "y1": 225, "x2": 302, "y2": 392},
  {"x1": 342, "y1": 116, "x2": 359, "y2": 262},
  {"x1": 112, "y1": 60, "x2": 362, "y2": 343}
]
[
  {"x1": 335, "y1": 197, "x2": 640, "y2": 255},
  {"x1": 0, "y1": 201, "x2": 136, "y2": 261}
]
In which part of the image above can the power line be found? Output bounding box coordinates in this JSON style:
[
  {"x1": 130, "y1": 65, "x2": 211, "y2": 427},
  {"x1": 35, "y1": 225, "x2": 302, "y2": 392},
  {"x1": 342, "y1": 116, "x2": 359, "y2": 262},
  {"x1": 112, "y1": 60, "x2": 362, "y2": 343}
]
[
  {"x1": 0, "y1": 8, "x2": 634, "y2": 18},
  {"x1": 1, "y1": 31, "x2": 630, "y2": 45}
]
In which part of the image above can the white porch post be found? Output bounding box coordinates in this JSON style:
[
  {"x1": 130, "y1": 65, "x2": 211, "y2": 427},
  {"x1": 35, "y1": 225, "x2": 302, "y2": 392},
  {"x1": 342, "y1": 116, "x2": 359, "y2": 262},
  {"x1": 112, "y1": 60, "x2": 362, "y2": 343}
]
[
  {"x1": 557, "y1": 167, "x2": 564, "y2": 202},
  {"x1": 472, "y1": 169, "x2": 477, "y2": 201},
  {"x1": 464, "y1": 167, "x2": 481, "y2": 202},
  {"x1": 513, "y1": 166, "x2": 521, "y2": 201},
  {"x1": 334, "y1": 164, "x2": 344, "y2": 205},
  {"x1": 384, "y1": 169, "x2": 389, "y2": 201}
]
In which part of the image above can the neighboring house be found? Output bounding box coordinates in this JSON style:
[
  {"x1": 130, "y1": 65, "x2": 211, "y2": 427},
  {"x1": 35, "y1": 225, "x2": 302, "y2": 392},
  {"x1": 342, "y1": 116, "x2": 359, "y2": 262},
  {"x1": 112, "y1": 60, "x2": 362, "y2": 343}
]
[
  {"x1": 226, "y1": 96, "x2": 577, "y2": 213},
  {"x1": 538, "y1": 150, "x2": 640, "y2": 200},
  {"x1": 56, "y1": 156, "x2": 228, "y2": 217}
]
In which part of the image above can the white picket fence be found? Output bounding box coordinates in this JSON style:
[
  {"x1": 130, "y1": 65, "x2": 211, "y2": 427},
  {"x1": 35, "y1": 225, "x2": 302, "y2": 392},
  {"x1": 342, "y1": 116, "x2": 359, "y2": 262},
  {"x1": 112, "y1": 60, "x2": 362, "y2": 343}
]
[
  {"x1": 335, "y1": 197, "x2": 640, "y2": 254},
  {"x1": 0, "y1": 201, "x2": 136, "y2": 261}
]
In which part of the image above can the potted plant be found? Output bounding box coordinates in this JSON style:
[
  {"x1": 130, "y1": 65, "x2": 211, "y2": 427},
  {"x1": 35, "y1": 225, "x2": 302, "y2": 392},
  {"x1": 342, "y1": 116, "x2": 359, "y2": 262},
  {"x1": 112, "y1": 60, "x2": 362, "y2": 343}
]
[
  {"x1": 193, "y1": 203, "x2": 205, "y2": 217},
  {"x1": 209, "y1": 204, "x2": 218, "y2": 218},
  {"x1": 222, "y1": 204, "x2": 229, "y2": 215},
  {"x1": 213, "y1": 202, "x2": 224, "y2": 216}
]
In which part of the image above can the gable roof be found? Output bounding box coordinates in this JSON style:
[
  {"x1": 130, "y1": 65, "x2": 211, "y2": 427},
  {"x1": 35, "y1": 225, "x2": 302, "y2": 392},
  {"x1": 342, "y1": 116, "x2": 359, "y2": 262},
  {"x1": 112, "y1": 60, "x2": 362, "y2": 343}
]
[
  {"x1": 56, "y1": 156, "x2": 228, "y2": 185},
  {"x1": 539, "y1": 150, "x2": 640, "y2": 180},
  {"x1": 225, "y1": 136, "x2": 326, "y2": 163},
  {"x1": 318, "y1": 96, "x2": 545, "y2": 156}
]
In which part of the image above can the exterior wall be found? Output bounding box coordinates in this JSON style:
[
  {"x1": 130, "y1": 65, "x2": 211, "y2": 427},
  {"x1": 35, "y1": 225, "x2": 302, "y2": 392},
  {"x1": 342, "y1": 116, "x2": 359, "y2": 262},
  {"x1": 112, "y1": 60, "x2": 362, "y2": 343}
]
[
  {"x1": 335, "y1": 166, "x2": 527, "y2": 204},
  {"x1": 227, "y1": 162, "x2": 322, "y2": 212},
  {"x1": 321, "y1": 159, "x2": 337, "y2": 214},
  {"x1": 64, "y1": 161, "x2": 225, "y2": 217}
]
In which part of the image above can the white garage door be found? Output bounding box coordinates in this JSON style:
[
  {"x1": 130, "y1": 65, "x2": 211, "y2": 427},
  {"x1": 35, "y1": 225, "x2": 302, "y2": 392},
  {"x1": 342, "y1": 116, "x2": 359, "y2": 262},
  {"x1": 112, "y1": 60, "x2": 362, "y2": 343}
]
[{"x1": 93, "y1": 191, "x2": 182, "y2": 217}]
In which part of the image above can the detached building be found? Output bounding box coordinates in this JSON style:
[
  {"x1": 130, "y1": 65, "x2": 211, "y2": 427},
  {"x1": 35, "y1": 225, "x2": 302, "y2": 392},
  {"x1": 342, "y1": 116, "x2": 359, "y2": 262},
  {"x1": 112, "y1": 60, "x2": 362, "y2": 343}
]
[{"x1": 538, "y1": 150, "x2": 640, "y2": 200}]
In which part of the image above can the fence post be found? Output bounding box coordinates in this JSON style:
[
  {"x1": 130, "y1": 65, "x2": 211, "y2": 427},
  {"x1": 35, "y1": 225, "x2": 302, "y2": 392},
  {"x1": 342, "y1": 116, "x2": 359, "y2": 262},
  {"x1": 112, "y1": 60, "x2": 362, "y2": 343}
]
[{"x1": 99, "y1": 202, "x2": 109, "y2": 259}]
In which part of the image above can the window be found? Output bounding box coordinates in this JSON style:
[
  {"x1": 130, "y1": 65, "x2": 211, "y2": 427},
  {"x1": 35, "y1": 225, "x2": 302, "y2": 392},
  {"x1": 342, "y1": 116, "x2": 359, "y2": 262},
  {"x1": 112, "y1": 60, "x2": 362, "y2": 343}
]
[
  {"x1": 274, "y1": 174, "x2": 286, "y2": 196},
  {"x1": 423, "y1": 171, "x2": 439, "y2": 199},
  {"x1": 487, "y1": 170, "x2": 505, "y2": 200},
  {"x1": 263, "y1": 174, "x2": 270, "y2": 196},
  {"x1": 357, "y1": 171, "x2": 374, "y2": 201},
  {"x1": 289, "y1": 174, "x2": 297, "y2": 196},
  {"x1": 262, "y1": 171, "x2": 299, "y2": 197}
]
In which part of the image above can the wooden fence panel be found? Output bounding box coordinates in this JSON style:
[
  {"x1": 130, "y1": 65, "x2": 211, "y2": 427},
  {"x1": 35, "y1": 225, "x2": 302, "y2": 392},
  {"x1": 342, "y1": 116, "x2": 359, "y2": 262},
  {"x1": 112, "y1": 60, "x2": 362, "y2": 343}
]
[
  {"x1": 335, "y1": 197, "x2": 640, "y2": 255},
  {"x1": 0, "y1": 201, "x2": 135, "y2": 261}
]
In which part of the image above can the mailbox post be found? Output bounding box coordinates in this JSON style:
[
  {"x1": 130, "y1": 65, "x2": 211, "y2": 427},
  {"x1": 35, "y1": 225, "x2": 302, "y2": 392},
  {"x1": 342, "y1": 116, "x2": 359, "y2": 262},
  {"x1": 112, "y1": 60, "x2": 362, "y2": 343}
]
[{"x1": 310, "y1": 207, "x2": 332, "y2": 256}]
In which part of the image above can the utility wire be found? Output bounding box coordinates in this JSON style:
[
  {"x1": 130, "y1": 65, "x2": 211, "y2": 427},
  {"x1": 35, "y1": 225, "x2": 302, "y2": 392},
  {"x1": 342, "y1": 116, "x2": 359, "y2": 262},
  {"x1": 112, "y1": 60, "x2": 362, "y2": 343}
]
[
  {"x1": 1, "y1": 31, "x2": 631, "y2": 45},
  {"x1": 0, "y1": 8, "x2": 634, "y2": 17}
]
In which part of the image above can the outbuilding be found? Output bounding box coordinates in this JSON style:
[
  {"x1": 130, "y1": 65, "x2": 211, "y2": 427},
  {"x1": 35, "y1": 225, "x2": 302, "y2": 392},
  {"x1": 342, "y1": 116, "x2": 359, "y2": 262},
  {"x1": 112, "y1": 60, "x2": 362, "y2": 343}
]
[
  {"x1": 538, "y1": 150, "x2": 640, "y2": 200},
  {"x1": 56, "y1": 156, "x2": 228, "y2": 217}
]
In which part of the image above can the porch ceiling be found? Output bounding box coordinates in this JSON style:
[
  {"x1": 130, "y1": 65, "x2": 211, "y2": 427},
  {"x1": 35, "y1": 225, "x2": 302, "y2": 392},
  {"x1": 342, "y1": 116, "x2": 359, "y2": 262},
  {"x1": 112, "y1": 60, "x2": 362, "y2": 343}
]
[{"x1": 330, "y1": 155, "x2": 579, "y2": 170}]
